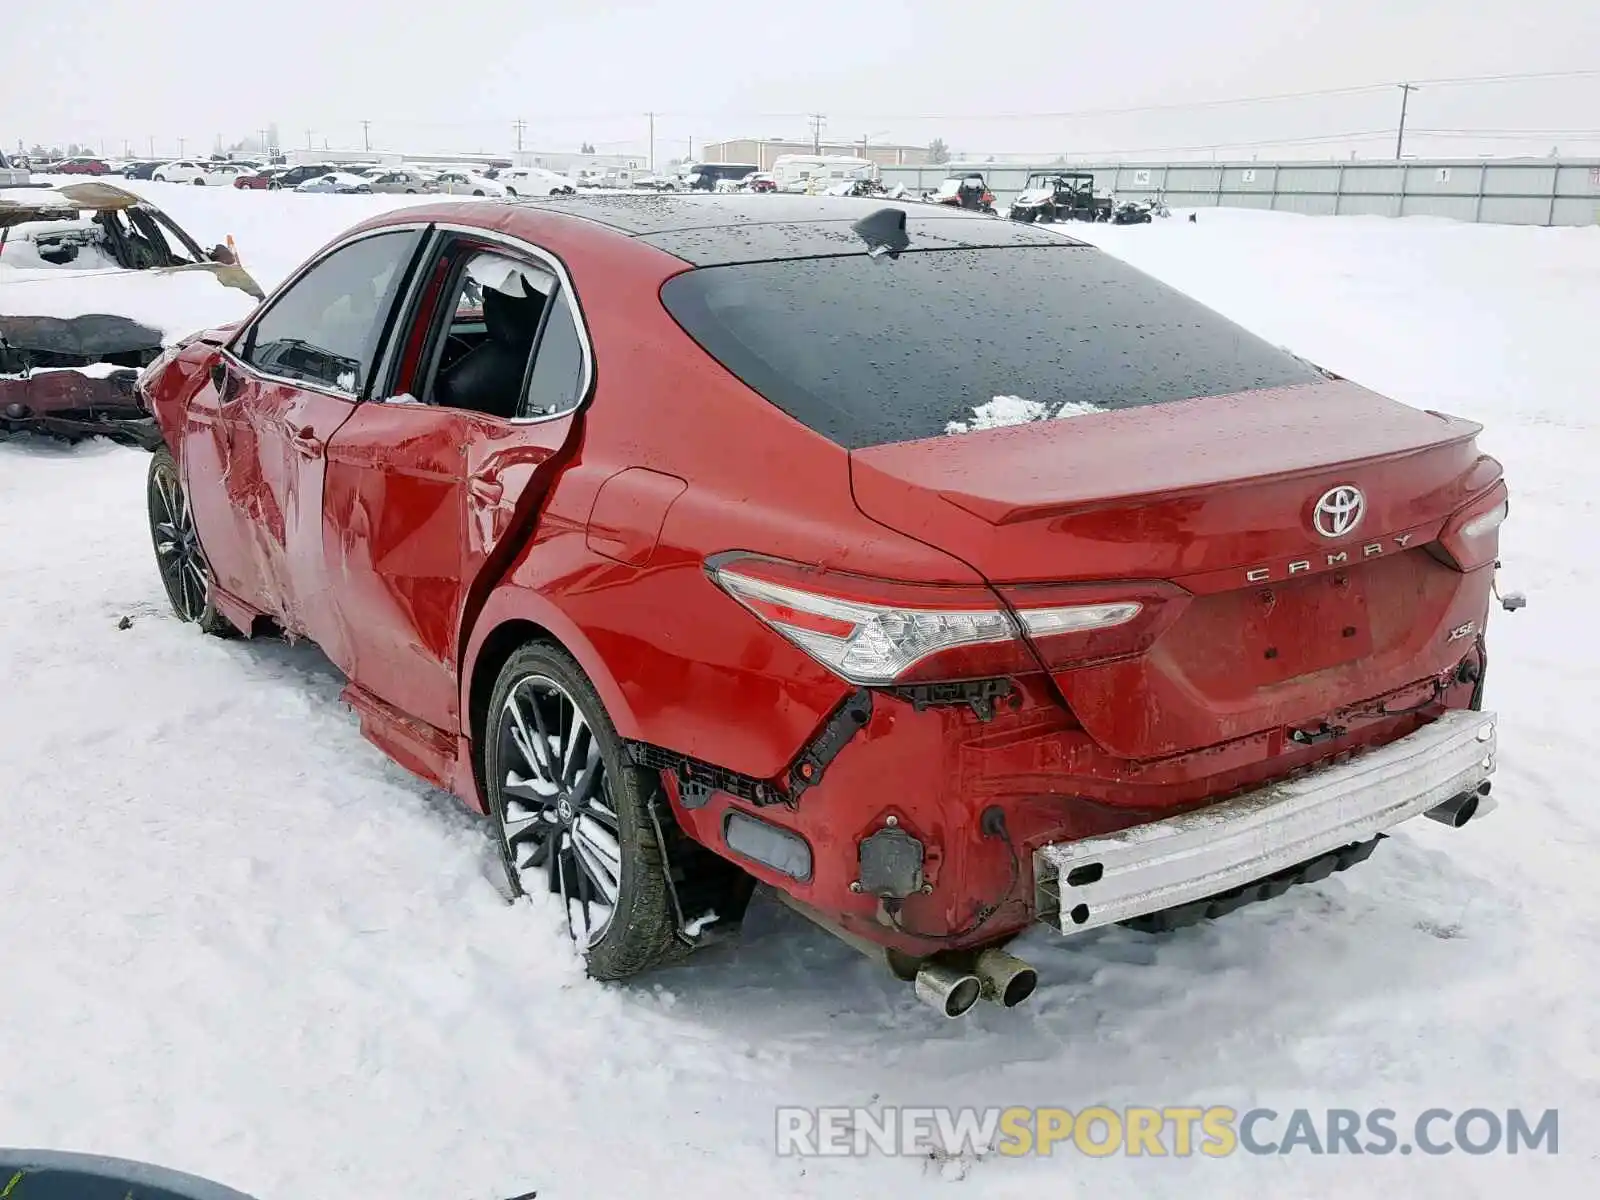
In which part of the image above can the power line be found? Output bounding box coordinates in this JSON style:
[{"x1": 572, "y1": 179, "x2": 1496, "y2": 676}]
[
  {"x1": 1413, "y1": 126, "x2": 1600, "y2": 137},
  {"x1": 1404, "y1": 67, "x2": 1600, "y2": 89}
]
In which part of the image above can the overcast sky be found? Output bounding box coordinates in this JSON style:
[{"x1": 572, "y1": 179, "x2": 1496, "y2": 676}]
[{"x1": 7, "y1": 0, "x2": 1599, "y2": 162}]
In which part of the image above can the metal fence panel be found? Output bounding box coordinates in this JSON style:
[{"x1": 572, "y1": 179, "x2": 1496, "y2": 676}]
[
  {"x1": 1402, "y1": 165, "x2": 1482, "y2": 195},
  {"x1": 1483, "y1": 165, "x2": 1556, "y2": 195},
  {"x1": 1555, "y1": 164, "x2": 1600, "y2": 196},
  {"x1": 1552, "y1": 197, "x2": 1600, "y2": 226},
  {"x1": 1399, "y1": 194, "x2": 1478, "y2": 220},
  {"x1": 1274, "y1": 192, "x2": 1338, "y2": 216},
  {"x1": 1275, "y1": 165, "x2": 1341, "y2": 194},
  {"x1": 1479, "y1": 195, "x2": 1562, "y2": 225},
  {"x1": 1333, "y1": 194, "x2": 1396, "y2": 217},
  {"x1": 1341, "y1": 165, "x2": 1405, "y2": 194}
]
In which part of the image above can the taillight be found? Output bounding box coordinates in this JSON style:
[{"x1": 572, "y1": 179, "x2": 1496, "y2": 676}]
[
  {"x1": 995, "y1": 579, "x2": 1189, "y2": 670},
  {"x1": 708, "y1": 555, "x2": 1152, "y2": 685},
  {"x1": 1434, "y1": 480, "x2": 1509, "y2": 571}
]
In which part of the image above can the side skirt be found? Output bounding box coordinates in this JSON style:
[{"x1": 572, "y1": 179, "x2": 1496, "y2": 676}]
[{"x1": 341, "y1": 680, "x2": 459, "y2": 793}]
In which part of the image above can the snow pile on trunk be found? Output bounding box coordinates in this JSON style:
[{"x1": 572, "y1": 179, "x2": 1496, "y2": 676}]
[
  {"x1": 947, "y1": 394, "x2": 1049, "y2": 433},
  {"x1": 947, "y1": 395, "x2": 1109, "y2": 434}
]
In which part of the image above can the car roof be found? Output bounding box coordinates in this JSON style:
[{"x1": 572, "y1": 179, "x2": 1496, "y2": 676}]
[{"x1": 495, "y1": 193, "x2": 1084, "y2": 266}]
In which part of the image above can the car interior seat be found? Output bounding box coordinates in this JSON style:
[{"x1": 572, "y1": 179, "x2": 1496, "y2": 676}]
[{"x1": 434, "y1": 275, "x2": 546, "y2": 418}]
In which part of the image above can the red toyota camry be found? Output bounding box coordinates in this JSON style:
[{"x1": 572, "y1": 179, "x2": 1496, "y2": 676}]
[{"x1": 138, "y1": 195, "x2": 1511, "y2": 1016}]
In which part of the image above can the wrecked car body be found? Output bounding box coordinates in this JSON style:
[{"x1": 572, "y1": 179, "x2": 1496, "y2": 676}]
[{"x1": 0, "y1": 182, "x2": 262, "y2": 448}]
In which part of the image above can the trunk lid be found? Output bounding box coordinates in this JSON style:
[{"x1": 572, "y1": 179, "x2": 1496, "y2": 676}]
[{"x1": 850, "y1": 380, "x2": 1501, "y2": 759}]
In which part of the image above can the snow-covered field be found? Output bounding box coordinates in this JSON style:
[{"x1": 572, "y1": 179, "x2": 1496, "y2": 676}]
[{"x1": 2, "y1": 183, "x2": 1596, "y2": 1198}]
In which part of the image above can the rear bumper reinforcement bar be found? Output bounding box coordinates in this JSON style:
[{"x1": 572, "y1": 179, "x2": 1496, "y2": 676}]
[{"x1": 1035, "y1": 709, "x2": 1498, "y2": 935}]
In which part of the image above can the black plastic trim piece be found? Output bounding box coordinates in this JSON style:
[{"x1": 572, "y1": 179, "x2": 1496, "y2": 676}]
[
  {"x1": 886, "y1": 677, "x2": 1014, "y2": 722},
  {"x1": 1121, "y1": 835, "x2": 1382, "y2": 934},
  {"x1": 624, "y1": 688, "x2": 874, "y2": 810},
  {"x1": 786, "y1": 689, "x2": 872, "y2": 800},
  {"x1": 624, "y1": 742, "x2": 780, "y2": 808}
]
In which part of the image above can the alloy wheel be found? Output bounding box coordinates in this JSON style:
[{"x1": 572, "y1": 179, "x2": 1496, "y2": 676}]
[
  {"x1": 496, "y1": 674, "x2": 624, "y2": 946},
  {"x1": 150, "y1": 459, "x2": 212, "y2": 623}
]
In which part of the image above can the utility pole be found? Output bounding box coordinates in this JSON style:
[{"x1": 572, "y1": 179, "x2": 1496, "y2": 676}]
[
  {"x1": 808, "y1": 113, "x2": 826, "y2": 154},
  {"x1": 361, "y1": 119, "x2": 371, "y2": 151},
  {"x1": 178, "y1": 137, "x2": 186, "y2": 157},
  {"x1": 646, "y1": 111, "x2": 656, "y2": 172},
  {"x1": 1395, "y1": 83, "x2": 1418, "y2": 160},
  {"x1": 512, "y1": 118, "x2": 527, "y2": 152},
  {"x1": 148, "y1": 135, "x2": 154, "y2": 157},
  {"x1": 306, "y1": 128, "x2": 313, "y2": 149}
]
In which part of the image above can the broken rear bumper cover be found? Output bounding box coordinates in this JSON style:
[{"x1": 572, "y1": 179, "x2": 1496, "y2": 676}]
[{"x1": 1035, "y1": 708, "x2": 1498, "y2": 934}]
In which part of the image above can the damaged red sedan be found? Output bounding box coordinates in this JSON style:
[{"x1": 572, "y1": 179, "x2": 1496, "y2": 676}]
[{"x1": 139, "y1": 195, "x2": 1515, "y2": 1016}]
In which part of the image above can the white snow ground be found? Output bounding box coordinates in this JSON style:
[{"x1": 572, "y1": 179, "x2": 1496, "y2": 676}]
[{"x1": 2, "y1": 185, "x2": 1597, "y2": 1198}]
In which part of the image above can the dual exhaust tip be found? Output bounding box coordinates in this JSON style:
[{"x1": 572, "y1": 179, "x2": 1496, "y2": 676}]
[
  {"x1": 1424, "y1": 781, "x2": 1496, "y2": 829},
  {"x1": 914, "y1": 948, "x2": 1037, "y2": 1018}
]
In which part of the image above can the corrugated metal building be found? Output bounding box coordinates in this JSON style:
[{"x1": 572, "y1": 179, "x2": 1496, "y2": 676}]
[{"x1": 701, "y1": 138, "x2": 934, "y2": 171}]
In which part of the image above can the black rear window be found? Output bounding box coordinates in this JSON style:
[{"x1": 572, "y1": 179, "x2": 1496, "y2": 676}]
[{"x1": 660, "y1": 245, "x2": 1323, "y2": 449}]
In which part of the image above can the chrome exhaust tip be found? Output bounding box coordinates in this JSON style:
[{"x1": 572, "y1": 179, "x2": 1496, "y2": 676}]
[
  {"x1": 973, "y1": 947, "x2": 1038, "y2": 1008},
  {"x1": 1425, "y1": 783, "x2": 1492, "y2": 829},
  {"x1": 914, "y1": 962, "x2": 982, "y2": 1018}
]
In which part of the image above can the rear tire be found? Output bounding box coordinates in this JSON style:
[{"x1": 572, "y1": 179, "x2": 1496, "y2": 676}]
[
  {"x1": 147, "y1": 447, "x2": 235, "y2": 637},
  {"x1": 473, "y1": 189, "x2": 485, "y2": 196},
  {"x1": 194, "y1": 178, "x2": 205, "y2": 186},
  {"x1": 485, "y1": 642, "x2": 679, "y2": 980}
]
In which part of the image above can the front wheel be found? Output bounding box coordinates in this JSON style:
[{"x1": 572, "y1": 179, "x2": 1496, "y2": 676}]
[
  {"x1": 504, "y1": 187, "x2": 518, "y2": 197},
  {"x1": 147, "y1": 448, "x2": 235, "y2": 637},
  {"x1": 473, "y1": 189, "x2": 485, "y2": 196},
  {"x1": 486, "y1": 642, "x2": 678, "y2": 980}
]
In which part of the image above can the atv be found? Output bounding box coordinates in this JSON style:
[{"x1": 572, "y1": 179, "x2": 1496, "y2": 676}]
[
  {"x1": 1007, "y1": 171, "x2": 1110, "y2": 223},
  {"x1": 1110, "y1": 197, "x2": 1155, "y2": 224},
  {"x1": 0, "y1": 181, "x2": 262, "y2": 449},
  {"x1": 925, "y1": 172, "x2": 996, "y2": 214}
]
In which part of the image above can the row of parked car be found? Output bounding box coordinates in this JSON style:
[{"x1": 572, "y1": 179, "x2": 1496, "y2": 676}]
[
  {"x1": 18, "y1": 154, "x2": 581, "y2": 198},
  {"x1": 221, "y1": 161, "x2": 579, "y2": 197}
]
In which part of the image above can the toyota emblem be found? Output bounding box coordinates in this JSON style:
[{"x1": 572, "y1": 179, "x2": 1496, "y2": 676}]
[{"x1": 1313, "y1": 485, "x2": 1365, "y2": 538}]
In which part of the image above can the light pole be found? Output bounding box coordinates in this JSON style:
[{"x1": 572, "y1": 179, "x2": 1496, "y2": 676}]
[{"x1": 1395, "y1": 83, "x2": 1419, "y2": 160}]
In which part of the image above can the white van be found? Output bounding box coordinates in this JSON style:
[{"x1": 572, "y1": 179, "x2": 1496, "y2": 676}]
[{"x1": 771, "y1": 155, "x2": 877, "y2": 195}]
